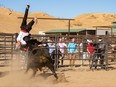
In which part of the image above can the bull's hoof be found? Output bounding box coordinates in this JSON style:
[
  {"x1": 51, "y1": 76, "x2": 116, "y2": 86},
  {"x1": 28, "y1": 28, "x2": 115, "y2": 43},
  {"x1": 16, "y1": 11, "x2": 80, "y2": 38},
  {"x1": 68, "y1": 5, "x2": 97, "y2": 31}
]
[
  {"x1": 24, "y1": 70, "x2": 28, "y2": 74},
  {"x1": 89, "y1": 65, "x2": 92, "y2": 69},
  {"x1": 24, "y1": 71, "x2": 27, "y2": 74},
  {"x1": 95, "y1": 66, "x2": 97, "y2": 69},
  {"x1": 29, "y1": 74, "x2": 36, "y2": 79}
]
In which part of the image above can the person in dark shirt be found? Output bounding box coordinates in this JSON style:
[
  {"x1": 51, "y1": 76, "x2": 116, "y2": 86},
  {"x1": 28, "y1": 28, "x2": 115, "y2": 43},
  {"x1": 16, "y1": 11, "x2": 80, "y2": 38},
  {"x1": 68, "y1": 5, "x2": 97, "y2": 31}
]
[{"x1": 93, "y1": 38, "x2": 106, "y2": 69}]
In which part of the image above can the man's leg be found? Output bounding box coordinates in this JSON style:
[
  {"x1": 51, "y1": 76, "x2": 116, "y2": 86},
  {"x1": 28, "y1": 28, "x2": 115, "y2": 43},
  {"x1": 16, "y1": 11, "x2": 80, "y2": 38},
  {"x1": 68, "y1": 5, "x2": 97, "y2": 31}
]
[
  {"x1": 100, "y1": 53, "x2": 105, "y2": 69},
  {"x1": 20, "y1": 5, "x2": 30, "y2": 29},
  {"x1": 26, "y1": 17, "x2": 37, "y2": 32},
  {"x1": 61, "y1": 54, "x2": 64, "y2": 65},
  {"x1": 72, "y1": 54, "x2": 76, "y2": 66},
  {"x1": 26, "y1": 20, "x2": 35, "y2": 32},
  {"x1": 82, "y1": 52, "x2": 85, "y2": 65},
  {"x1": 94, "y1": 54, "x2": 98, "y2": 69},
  {"x1": 90, "y1": 53, "x2": 98, "y2": 69}
]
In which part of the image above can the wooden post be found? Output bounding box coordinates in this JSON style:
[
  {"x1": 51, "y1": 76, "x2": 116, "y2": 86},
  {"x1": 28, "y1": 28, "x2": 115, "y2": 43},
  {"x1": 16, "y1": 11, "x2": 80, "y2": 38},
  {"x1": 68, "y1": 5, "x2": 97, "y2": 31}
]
[
  {"x1": 17, "y1": 17, "x2": 74, "y2": 20},
  {"x1": 17, "y1": 17, "x2": 74, "y2": 35},
  {"x1": 111, "y1": 27, "x2": 113, "y2": 35},
  {"x1": 68, "y1": 20, "x2": 71, "y2": 39}
]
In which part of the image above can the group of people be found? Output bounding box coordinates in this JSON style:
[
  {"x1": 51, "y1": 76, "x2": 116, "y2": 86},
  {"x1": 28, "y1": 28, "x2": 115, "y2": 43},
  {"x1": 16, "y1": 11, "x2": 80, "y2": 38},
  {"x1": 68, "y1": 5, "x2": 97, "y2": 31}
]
[
  {"x1": 80, "y1": 38, "x2": 106, "y2": 69},
  {"x1": 16, "y1": 5, "x2": 106, "y2": 69},
  {"x1": 47, "y1": 37, "x2": 106, "y2": 69},
  {"x1": 47, "y1": 37, "x2": 77, "y2": 67}
]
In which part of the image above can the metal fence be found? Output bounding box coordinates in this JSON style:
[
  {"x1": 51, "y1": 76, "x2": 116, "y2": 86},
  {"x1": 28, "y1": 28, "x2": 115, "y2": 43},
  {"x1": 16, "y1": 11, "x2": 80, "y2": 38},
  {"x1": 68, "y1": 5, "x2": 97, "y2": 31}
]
[
  {"x1": 0, "y1": 33, "x2": 116, "y2": 70},
  {"x1": 31, "y1": 34, "x2": 116, "y2": 70},
  {"x1": 0, "y1": 33, "x2": 16, "y2": 66}
]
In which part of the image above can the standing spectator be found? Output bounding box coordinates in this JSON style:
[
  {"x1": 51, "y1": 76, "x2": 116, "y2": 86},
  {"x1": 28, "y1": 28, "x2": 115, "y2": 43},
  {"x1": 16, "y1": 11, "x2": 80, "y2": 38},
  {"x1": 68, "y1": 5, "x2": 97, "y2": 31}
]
[
  {"x1": 79, "y1": 38, "x2": 83, "y2": 57},
  {"x1": 58, "y1": 38, "x2": 67, "y2": 65},
  {"x1": 80, "y1": 39, "x2": 88, "y2": 65},
  {"x1": 87, "y1": 40, "x2": 94, "y2": 66},
  {"x1": 67, "y1": 38, "x2": 78, "y2": 67},
  {"x1": 93, "y1": 38, "x2": 106, "y2": 69},
  {"x1": 47, "y1": 39, "x2": 55, "y2": 55},
  {"x1": 98, "y1": 38, "x2": 106, "y2": 69}
]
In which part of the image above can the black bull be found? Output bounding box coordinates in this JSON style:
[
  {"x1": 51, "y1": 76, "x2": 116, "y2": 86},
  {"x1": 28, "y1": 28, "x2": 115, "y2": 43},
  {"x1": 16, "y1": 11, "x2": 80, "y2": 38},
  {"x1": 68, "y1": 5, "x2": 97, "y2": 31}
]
[{"x1": 25, "y1": 43, "x2": 58, "y2": 79}]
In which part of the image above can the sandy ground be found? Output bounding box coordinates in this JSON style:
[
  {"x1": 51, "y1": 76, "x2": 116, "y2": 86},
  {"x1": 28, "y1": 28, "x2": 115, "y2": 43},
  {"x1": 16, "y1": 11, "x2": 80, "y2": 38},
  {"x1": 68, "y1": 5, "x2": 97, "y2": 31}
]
[{"x1": 0, "y1": 60, "x2": 116, "y2": 87}]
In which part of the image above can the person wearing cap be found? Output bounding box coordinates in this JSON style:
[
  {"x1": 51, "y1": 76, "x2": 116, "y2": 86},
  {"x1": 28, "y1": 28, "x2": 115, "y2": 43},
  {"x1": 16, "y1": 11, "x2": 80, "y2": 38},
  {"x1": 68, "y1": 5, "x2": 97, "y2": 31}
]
[
  {"x1": 98, "y1": 38, "x2": 106, "y2": 68},
  {"x1": 15, "y1": 5, "x2": 37, "y2": 50},
  {"x1": 93, "y1": 38, "x2": 106, "y2": 69}
]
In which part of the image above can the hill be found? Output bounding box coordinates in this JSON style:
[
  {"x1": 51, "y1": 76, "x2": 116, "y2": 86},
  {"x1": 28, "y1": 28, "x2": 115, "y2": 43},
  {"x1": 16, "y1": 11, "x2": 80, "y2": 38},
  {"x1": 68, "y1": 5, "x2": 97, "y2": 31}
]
[
  {"x1": 73, "y1": 13, "x2": 116, "y2": 28},
  {"x1": 0, "y1": 7, "x2": 116, "y2": 34}
]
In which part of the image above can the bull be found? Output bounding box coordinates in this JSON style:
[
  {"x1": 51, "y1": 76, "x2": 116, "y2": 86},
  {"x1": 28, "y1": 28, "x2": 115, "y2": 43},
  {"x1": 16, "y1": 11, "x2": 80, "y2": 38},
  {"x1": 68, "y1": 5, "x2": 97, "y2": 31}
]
[{"x1": 23, "y1": 36, "x2": 58, "y2": 79}]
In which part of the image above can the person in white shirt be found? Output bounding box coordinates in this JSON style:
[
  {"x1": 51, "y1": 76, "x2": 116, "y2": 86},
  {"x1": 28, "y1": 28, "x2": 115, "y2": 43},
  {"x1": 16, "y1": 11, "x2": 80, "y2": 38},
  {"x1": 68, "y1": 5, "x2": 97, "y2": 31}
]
[
  {"x1": 58, "y1": 38, "x2": 67, "y2": 65},
  {"x1": 47, "y1": 40, "x2": 55, "y2": 55}
]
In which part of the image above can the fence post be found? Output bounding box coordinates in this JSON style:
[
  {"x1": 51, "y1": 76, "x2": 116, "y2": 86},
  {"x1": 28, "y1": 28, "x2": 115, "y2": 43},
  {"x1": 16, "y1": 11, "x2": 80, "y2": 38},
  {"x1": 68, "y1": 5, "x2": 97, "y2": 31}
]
[
  {"x1": 105, "y1": 42, "x2": 108, "y2": 70},
  {"x1": 54, "y1": 35, "x2": 58, "y2": 71}
]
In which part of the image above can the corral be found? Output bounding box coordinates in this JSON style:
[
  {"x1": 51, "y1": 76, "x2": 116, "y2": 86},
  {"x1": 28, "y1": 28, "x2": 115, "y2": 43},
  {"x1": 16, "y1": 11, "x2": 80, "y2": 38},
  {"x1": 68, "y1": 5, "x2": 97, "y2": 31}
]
[
  {"x1": 0, "y1": 33, "x2": 116, "y2": 87},
  {"x1": 0, "y1": 33, "x2": 116, "y2": 70}
]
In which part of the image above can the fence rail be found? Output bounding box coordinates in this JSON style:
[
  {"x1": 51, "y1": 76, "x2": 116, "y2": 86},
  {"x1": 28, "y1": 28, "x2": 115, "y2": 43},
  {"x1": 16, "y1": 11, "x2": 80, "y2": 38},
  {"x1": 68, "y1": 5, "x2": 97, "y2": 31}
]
[
  {"x1": 0, "y1": 33, "x2": 16, "y2": 66},
  {"x1": 0, "y1": 33, "x2": 116, "y2": 70}
]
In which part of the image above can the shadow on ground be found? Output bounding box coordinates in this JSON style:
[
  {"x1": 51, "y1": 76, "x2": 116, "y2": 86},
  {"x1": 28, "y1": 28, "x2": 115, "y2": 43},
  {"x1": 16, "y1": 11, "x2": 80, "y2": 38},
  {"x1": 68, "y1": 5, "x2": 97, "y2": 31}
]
[{"x1": 0, "y1": 71, "x2": 9, "y2": 78}]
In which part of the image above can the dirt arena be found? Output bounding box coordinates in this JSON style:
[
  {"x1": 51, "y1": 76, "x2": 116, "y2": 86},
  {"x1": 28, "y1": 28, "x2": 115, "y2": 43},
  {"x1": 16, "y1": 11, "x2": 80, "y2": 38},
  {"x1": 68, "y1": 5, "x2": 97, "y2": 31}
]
[{"x1": 0, "y1": 60, "x2": 116, "y2": 87}]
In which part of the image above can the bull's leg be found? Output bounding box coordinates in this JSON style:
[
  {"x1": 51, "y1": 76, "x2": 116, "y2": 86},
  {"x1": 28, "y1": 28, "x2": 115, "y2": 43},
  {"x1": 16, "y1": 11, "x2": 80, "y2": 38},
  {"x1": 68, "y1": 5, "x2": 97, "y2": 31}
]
[
  {"x1": 25, "y1": 65, "x2": 30, "y2": 73},
  {"x1": 38, "y1": 67, "x2": 42, "y2": 71},
  {"x1": 31, "y1": 67, "x2": 38, "y2": 77},
  {"x1": 46, "y1": 62, "x2": 58, "y2": 79}
]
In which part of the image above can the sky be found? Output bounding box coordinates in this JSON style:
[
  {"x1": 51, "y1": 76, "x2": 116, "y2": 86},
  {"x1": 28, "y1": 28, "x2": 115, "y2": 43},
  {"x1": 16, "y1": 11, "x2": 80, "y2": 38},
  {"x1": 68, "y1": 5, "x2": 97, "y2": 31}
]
[{"x1": 0, "y1": 0, "x2": 116, "y2": 18}]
